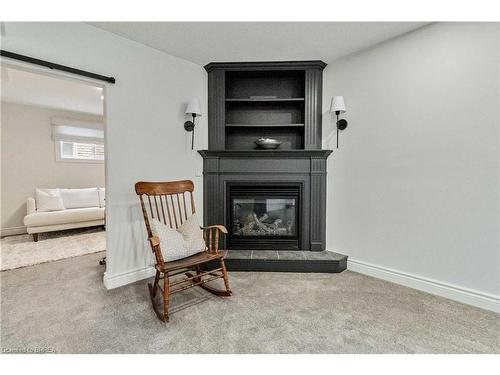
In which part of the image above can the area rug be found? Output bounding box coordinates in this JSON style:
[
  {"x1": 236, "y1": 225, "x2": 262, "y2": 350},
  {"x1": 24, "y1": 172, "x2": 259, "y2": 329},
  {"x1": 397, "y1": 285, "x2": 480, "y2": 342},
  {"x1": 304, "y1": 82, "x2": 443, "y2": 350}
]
[{"x1": 0, "y1": 227, "x2": 105, "y2": 271}]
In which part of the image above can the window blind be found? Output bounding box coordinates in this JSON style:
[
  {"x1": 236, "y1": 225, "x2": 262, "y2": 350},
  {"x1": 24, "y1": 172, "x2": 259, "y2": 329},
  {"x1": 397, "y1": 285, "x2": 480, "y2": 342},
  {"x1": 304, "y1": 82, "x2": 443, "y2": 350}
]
[{"x1": 51, "y1": 117, "x2": 104, "y2": 144}]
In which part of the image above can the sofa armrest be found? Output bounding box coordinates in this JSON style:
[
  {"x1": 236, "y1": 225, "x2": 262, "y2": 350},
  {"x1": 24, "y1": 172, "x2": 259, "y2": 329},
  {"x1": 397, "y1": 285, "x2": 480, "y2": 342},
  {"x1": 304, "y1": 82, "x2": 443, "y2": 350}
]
[{"x1": 27, "y1": 197, "x2": 36, "y2": 215}]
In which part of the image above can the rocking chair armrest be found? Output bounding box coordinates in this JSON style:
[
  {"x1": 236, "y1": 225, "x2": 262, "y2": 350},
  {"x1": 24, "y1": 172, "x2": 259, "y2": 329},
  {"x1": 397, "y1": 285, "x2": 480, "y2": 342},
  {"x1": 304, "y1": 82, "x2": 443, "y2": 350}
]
[
  {"x1": 202, "y1": 225, "x2": 227, "y2": 254},
  {"x1": 148, "y1": 236, "x2": 160, "y2": 247},
  {"x1": 201, "y1": 225, "x2": 228, "y2": 234}
]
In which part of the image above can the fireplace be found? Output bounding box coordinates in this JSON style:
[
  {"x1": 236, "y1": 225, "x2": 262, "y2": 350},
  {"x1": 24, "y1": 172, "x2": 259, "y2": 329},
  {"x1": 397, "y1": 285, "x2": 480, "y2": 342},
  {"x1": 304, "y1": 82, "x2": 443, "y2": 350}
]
[
  {"x1": 200, "y1": 59, "x2": 331, "y2": 252},
  {"x1": 200, "y1": 150, "x2": 331, "y2": 251},
  {"x1": 227, "y1": 184, "x2": 301, "y2": 250}
]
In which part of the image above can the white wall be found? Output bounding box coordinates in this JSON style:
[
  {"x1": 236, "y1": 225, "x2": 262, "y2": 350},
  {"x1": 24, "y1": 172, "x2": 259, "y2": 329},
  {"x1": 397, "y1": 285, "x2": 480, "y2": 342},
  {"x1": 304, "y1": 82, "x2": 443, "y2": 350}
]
[
  {"x1": 1, "y1": 102, "x2": 105, "y2": 233},
  {"x1": 323, "y1": 23, "x2": 500, "y2": 311},
  {"x1": 1, "y1": 23, "x2": 207, "y2": 288}
]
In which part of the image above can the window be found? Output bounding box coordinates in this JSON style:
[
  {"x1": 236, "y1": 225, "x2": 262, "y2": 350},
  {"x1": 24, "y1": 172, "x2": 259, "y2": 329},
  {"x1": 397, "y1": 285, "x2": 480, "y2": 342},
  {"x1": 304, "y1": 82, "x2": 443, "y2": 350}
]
[
  {"x1": 56, "y1": 141, "x2": 104, "y2": 162},
  {"x1": 51, "y1": 117, "x2": 105, "y2": 163}
]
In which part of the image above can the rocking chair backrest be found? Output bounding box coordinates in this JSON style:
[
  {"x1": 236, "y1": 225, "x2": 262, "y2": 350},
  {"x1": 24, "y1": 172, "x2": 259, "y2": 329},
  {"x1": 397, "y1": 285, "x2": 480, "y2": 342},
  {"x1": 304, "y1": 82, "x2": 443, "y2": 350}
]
[{"x1": 135, "y1": 180, "x2": 196, "y2": 239}]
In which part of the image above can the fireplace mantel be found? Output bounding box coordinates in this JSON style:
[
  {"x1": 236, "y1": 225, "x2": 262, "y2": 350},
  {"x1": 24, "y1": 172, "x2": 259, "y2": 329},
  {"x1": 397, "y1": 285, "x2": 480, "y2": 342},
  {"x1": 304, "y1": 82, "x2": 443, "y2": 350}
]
[{"x1": 198, "y1": 150, "x2": 333, "y2": 158}]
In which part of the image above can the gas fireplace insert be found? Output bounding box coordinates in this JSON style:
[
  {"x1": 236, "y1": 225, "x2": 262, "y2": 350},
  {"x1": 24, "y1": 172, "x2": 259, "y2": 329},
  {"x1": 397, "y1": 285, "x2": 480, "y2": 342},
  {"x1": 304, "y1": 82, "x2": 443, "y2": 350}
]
[{"x1": 227, "y1": 183, "x2": 301, "y2": 250}]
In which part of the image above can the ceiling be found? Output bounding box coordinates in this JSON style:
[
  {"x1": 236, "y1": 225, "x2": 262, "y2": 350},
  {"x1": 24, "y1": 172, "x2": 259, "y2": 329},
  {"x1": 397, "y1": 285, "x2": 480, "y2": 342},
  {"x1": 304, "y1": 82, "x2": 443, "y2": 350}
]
[
  {"x1": 89, "y1": 22, "x2": 429, "y2": 66},
  {"x1": 1, "y1": 66, "x2": 104, "y2": 115}
]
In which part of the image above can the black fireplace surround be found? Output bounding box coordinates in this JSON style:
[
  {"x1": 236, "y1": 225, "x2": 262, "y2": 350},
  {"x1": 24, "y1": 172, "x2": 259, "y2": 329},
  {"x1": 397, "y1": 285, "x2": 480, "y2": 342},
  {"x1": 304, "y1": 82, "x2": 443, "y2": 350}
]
[{"x1": 198, "y1": 150, "x2": 332, "y2": 251}]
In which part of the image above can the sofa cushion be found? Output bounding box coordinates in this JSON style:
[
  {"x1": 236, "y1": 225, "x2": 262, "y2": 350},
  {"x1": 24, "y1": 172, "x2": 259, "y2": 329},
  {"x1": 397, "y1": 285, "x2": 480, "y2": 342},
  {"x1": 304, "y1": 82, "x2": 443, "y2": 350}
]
[
  {"x1": 35, "y1": 188, "x2": 65, "y2": 212},
  {"x1": 60, "y1": 188, "x2": 100, "y2": 209},
  {"x1": 98, "y1": 187, "x2": 105, "y2": 208},
  {"x1": 24, "y1": 207, "x2": 104, "y2": 227}
]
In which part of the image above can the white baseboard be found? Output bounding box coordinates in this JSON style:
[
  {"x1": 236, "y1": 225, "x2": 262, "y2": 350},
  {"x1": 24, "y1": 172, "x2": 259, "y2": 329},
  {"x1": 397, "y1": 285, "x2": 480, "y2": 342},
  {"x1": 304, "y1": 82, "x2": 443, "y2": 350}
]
[
  {"x1": 1, "y1": 226, "x2": 27, "y2": 237},
  {"x1": 103, "y1": 266, "x2": 156, "y2": 290},
  {"x1": 347, "y1": 259, "x2": 500, "y2": 313}
]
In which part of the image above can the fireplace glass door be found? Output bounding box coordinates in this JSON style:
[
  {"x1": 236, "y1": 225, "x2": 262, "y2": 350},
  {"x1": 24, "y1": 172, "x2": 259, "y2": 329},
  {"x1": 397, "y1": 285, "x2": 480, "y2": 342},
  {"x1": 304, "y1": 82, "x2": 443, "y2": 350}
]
[
  {"x1": 228, "y1": 184, "x2": 300, "y2": 250},
  {"x1": 232, "y1": 198, "x2": 296, "y2": 237}
]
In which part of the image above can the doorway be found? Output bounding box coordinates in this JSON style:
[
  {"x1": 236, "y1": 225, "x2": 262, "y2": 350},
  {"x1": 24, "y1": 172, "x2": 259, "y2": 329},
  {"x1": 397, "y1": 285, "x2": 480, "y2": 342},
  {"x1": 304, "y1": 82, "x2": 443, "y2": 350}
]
[{"x1": 1, "y1": 64, "x2": 107, "y2": 271}]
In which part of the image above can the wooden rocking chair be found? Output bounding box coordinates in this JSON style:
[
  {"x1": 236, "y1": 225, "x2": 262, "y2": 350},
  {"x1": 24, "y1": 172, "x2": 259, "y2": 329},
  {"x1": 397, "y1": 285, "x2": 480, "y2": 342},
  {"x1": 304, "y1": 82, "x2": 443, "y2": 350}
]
[{"x1": 135, "y1": 180, "x2": 232, "y2": 322}]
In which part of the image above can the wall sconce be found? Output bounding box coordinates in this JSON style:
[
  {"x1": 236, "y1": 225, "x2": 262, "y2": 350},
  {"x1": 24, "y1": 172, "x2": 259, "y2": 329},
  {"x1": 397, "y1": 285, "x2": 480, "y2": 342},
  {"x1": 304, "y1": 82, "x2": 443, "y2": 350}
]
[
  {"x1": 184, "y1": 98, "x2": 202, "y2": 150},
  {"x1": 330, "y1": 96, "x2": 348, "y2": 149}
]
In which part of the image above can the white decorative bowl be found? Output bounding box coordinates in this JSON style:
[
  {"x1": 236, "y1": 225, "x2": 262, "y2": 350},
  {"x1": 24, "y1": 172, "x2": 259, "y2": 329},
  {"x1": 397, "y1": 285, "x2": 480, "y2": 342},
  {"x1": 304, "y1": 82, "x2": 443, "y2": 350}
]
[{"x1": 255, "y1": 138, "x2": 282, "y2": 149}]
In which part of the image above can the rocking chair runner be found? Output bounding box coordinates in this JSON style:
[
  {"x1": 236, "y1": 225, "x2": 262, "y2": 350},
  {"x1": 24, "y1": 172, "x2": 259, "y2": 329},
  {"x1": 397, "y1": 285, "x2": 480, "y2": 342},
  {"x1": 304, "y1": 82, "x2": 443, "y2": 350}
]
[{"x1": 135, "y1": 180, "x2": 232, "y2": 322}]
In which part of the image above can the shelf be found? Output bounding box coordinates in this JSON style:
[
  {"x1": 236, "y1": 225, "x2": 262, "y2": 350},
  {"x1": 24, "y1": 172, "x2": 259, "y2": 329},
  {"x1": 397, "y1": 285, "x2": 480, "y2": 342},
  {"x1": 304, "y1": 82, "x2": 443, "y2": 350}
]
[
  {"x1": 226, "y1": 125, "x2": 304, "y2": 150},
  {"x1": 226, "y1": 98, "x2": 304, "y2": 102},
  {"x1": 226, "y1": 123, "x2": 304, "y2": 128}
]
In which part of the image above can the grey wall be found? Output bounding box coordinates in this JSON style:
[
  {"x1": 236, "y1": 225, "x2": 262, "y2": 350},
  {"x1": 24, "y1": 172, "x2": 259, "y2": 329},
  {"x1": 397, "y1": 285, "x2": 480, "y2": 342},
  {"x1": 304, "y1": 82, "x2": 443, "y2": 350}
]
[
  {"x1": 322, "y1": 23, "x2": 499, "y2": 301},
  {"x1": 1, "y1": 102, "x2": 105, "y2": 233}
]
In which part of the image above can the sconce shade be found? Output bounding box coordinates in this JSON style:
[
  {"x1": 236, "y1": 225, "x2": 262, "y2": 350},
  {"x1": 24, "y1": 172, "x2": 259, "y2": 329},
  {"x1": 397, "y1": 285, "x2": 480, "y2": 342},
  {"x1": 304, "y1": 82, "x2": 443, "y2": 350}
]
[
  {"x1": 330, "y1": 96, "x2": 347, "y2": 114},
  {"x1": 185, "y1": 98, "x2": 202, "y2": 116}
]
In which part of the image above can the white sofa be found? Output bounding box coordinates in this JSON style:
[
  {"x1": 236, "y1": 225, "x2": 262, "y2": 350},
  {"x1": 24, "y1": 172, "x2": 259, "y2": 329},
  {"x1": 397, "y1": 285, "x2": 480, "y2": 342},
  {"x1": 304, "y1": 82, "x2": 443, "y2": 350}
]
[{"x1": 24, "y1": 187, "x2": 105, "y2": 241}]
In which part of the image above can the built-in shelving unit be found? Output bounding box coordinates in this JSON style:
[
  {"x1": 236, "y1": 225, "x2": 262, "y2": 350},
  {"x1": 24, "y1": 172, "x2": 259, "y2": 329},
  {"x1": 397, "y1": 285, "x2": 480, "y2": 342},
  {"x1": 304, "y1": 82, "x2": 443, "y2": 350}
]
[
  {"x1": 224, "y1": 70, "x2": 306, "y2": 149},
  {"x1": 204, "y1": 61, "x2": 326, "y2": 150}
]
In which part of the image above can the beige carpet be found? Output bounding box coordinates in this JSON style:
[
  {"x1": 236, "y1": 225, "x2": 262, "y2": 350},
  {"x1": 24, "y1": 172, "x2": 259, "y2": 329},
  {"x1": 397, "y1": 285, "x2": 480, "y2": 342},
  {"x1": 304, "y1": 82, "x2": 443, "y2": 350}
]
[
  {"x1": 0, "y1": 227, "x2": 105, "y2": 271},
  {"x1": 1, "y1": 252, "x2": 499, "y2": 353}
]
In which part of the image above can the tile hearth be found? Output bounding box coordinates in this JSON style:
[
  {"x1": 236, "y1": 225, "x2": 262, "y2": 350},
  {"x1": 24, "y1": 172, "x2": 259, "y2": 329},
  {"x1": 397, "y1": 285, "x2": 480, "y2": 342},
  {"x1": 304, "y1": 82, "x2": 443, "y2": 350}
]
[{"x1": 205, "y1": 250, "x2": 347, "y2": 273}]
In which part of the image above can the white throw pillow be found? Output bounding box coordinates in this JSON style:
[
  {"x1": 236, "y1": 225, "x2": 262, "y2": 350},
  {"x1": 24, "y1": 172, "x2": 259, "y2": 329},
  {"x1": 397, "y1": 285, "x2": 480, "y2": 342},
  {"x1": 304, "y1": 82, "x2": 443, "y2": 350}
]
[
  {"x1": 98, "y1": 187, "x2": 106, "y2": 207},
  {"x1": 35, "y1": 188, "x2": 65, "y2": 212},
  {"x1": 60, "y1": 188, "x2": 100, "y2": 209},
  {"x1": 177, "y1": 214, "x2": 207, "y2": 252},
  {"x1": 150, "y1": 214, "x2": 206, "y2": 262}
]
